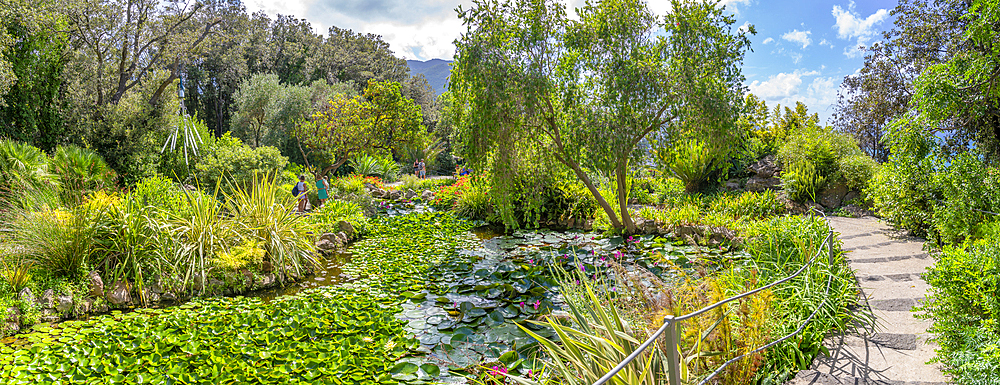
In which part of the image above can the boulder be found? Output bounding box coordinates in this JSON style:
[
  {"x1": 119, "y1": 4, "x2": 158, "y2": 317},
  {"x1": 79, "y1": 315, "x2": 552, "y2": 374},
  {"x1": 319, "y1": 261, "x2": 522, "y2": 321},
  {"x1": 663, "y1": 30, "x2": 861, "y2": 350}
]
[
  {"x1": 316, "y1": 232, "x2": 343, "y2": 252},
  {"x1": 160, "y1": 291, "x2": 177, "y2": 303},
  {"x1": 421, "y1": 190, "x2": 435, "y2": 200},
  {"x1": 843, "y1": 190, "x2": 860, "y2": 205},
  {"x1": 806, "y1": 201, "x2": 825, "y2": 213},
  {"x1": 39, "y1": 289, "x2": 55, "y2": 309},
  {"x1": 55, "y1": 294, "x2": 74, "y2": 314},
  {"x1": 335, "y1": 231, "x2": 349, "y2": 244},
  {"x1": 404, "y1": 189, "x2": 417, "y2": 200},
  {"x1": 337, "y1": 220, "x2": 356, "y2": 239},
  {"x1": 5, "y1": 306, "x2": 20, "y2": 325},
  {"x1": 88, "y1": 270, "x2": 105, "y2": 298},
  {"x1": 107, "y1": 281, "x2": 131, "y2": 305},
  {"x1": 79, "y1": 298, "x2": 93, "y2": 314},
  {"x1": 745, "y1": 176, "x2": 780, "y2": 192},
  {"x1": 749, "y1": 155, "x2": 780, "y2": 178},
  {"x1": 388, "y1": 190, "x2": 402, "y2": 200},
  {"x1": 819, "y1": 183, "x2": 849, "y2": 209},
  {"x1": 18, "y1": 287, "x2": 34, "y2": 304},
  {"x1": 39, "y1": 309, "x2": 60, "y2": 323},
  {"x1": 842, "y1": 204, "x2": 873, "y2": 218},
  {"x1": 259, "y1": 274, "x2": 277, "y2": 288},
  {"x1": 724, "y1": 179, "x2": 742, "y2": 191}
]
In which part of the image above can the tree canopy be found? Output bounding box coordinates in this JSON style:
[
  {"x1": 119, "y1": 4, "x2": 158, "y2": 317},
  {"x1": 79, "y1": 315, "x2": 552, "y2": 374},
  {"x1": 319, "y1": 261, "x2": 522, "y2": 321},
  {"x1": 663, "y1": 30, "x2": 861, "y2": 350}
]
[{"x1": 451, "y1": 0, "x2": 751, "y2": 233}]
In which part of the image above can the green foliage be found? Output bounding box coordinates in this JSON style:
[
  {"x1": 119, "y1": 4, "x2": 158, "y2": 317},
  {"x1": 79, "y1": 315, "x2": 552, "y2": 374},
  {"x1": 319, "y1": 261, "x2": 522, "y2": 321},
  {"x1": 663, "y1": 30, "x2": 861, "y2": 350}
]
[
  {"x1": 838, "y1": 154, "x2": 879, "y2": 191},
  {"x1": 329, "y1": 174, "x2": 373, "y2": 196},
  {"x1": 742, "y1": 215, "x2": 859, "y2": 383},
  {"x1": 0, "y1": 138, "x2": 57, "y2": 208},
  {"x1": 921, "y1": 228, "x2": 1000, "y2": 384},
  {"x1": 0, "y1": 252, "x2": 32, "y2": 294},
  {"x1": 294, "y1": 79, "x2": 424, "y2": 179},
  {"x1": 931, "y1": 153, "x2": 1000, "y2": 244},
  {"x1": 504, "y1": 285, "x2": 662, "y2": 385},
  {"x1": 193, "y1": 133, "x2": 289, "y2": 196},
  {"x1": 308, "y1": 199, "x2": 370, "y2": 235},
  {"x1": 350, "y1": 153, "x2": 399, "y2": 182},
  {"x1": 8, "y1": 206, "x2": 97, "y2": 278},
  {"x1": 781, "y1": 161, "x2": 826, "y2": 203},
  {"x1": 656, "y1": 139, "x2": 727, "y2": 193},
  {"x1": 0, "y1": 288, "x2": 415, "y2": 384},
  {"x1": 451, "y1": 0, "x2": 751, "y2": 233},
  {"x1": 708, "y1": 190, "x2": 786, "y2": 220},
  {"x1": 455, "y1": 182, "x2": 491, "y2": 220},
  {"x1": 50, "y1": 145, "x2": 116, "y2": 206},
  {"x1": 224, "y1": 173, "x2": 318, "y2": 283},
  {"x1": 864, "y1": 117, "x2": 938, "y2": 235}
]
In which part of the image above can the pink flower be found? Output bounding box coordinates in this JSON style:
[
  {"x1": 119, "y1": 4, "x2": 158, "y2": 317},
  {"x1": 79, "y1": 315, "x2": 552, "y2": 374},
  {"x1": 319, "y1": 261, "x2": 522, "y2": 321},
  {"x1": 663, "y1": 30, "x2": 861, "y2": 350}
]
[
  {"x1": 578, "y1": 264, "x2": 586, "y2": 272},
  {"x1": 489, "y1": 365, "x2": 508, "y2": 376},
  {"x1": 533, "y1": 300, "x2": 540, "y2": 310},
  {"x1": 519, "y1": 302, "x2": 525, "y2": 307}
]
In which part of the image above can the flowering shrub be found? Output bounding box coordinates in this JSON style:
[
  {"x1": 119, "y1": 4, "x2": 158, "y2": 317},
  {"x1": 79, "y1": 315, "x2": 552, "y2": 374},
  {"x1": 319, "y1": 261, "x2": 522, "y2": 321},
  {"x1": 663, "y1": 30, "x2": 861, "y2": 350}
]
[{"x1": 431, "y1": 176, "x2": 471, "y2": 210}]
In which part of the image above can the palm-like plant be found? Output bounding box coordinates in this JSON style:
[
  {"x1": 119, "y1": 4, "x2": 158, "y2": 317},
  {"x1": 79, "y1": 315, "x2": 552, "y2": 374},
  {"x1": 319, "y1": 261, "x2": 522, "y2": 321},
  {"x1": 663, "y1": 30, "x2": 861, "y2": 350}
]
[
  {"x1": 50, "y1": 145, "x2": 117, "y2": 206},
  {"x1": 168, "y1": 185, "x2": 231, "y2": 295},
  {"x1": 0, "y1": 138, "x2": 57, "y2": 208}
]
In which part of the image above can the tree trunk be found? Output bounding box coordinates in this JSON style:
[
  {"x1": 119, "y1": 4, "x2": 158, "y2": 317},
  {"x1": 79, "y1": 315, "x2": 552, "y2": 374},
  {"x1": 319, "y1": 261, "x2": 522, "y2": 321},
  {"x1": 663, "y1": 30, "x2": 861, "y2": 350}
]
[
  {"x1": 560, "y1": 156, "x2": 623, "y2": 231},
  {"x1": 615, "y1": 162, "x2": 636, "y2": 234},
  {"x1": 316, "y1": 158, "x2": 349, "y2": 181}
]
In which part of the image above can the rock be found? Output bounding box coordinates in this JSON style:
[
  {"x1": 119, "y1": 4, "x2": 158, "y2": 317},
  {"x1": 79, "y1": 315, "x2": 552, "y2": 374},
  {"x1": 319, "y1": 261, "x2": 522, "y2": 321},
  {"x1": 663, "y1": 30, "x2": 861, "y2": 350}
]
[
  {"x1": 819, "y1": 183, "x2": 849, "y2": 209},
  {"x1": 672, "y1": 225, "x2": 739, "y2": 246},
  {"x1": 55, "y1": 294, "x2": 74, "y2": 314},
  {"x1": 39, "y1": 309, "x2": 60, "y2": 323},
  {"x1": 582, "y1": 220, "x2": 593, "y2": 231},
  {"x1": 806, "y1": 201, "x2": 824, "y2": 213},
  {"x1": 161, "y1": 291, "x2": 177, "y2": 303},
  {"x1": 388, "y1": 190, "x2": 402, "y2": 200},
  {"x1": 749, "y1": 155, "x2": 780, "y2": 178},
  {"x1": 4, "y1": 322, "x2": 19, "y2": 333},
  {"x1": 260, "y1": 260, "x2": 273, "y2": 273},
  {"x1": 335, "y1": 231, "x2": 349, "y2": 244},
  {"x1": 404, "y1": 189, "x2": 417, "y2": 200},
  {"x1": 316, "y1": 232, "x2": 343, "y2": 252},
  {"x1": 842, "y1": 204, "x2": 872, "y2": 218},
  {"x1": 88, "y1": 270, "x2": 105, "y2": 298},
  {"x1": 107, "y1": 281, "x2": 131, "y2": 305},
  {"x1": 315, "y1": 238, "x2": 337, "y2": 252},
  {"x1": 5, "y1": 306, "x2": 20, "y2": 325},
  {"x1": 744, "y1": 176, "x2": 780, "y2": 192},
  {"x1": 724, "y1": 179, "x2": 741, "y2": 191},
  {"x1": 80, "y1": 298, "x2": 94, "y2": 314},
  {"x1": 259, "y1": 274, "x2": 276, "y2": 288},
  {"x1": 780, "y1": 193, "x2": 808, "y2": 214},
  {"x1": 337, "y1": 220, "x2": 356, "y2": 239},
  {"x1": 421, "y1": 190, "x2": 434, "y2": 200},
  {"x1": 39, "y1": 289, "x2": 55, "y2": 309},
  {"x1": 843, "y1": 190, "x2": 860, "y2": 205},
  {"x1": 18, "y1": 287, "x2": 34, "y2": 304}
]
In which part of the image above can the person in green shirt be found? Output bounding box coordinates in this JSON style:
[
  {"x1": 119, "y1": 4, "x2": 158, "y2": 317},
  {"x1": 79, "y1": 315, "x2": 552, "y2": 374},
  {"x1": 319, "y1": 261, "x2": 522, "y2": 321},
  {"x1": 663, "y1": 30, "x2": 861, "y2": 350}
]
[{"x1": 316, "y1": 177, "x2": 329, "y2": 207}]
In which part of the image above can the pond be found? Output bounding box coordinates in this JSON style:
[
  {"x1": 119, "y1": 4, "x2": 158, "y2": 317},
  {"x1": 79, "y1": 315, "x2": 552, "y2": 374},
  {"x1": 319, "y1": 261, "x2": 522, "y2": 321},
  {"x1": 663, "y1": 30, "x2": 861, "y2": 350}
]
[{"x1": 0, "y1": 210, "x2": 742, "y2": 384}]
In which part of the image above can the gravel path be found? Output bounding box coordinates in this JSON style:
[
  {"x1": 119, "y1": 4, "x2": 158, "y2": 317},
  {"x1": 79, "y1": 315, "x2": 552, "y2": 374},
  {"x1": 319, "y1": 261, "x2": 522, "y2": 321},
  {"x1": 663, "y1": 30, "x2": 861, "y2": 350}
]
[{"x1": 788, "y1": 216, "x2": 949, "y2": 385}]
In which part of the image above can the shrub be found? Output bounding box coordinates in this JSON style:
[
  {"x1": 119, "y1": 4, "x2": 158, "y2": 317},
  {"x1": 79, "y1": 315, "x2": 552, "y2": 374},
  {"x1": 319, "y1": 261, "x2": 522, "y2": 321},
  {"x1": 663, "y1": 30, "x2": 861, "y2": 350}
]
[
  {"x1": 350, "y1": 154, "x2": 399, "y2": 182},
  {"x1": 308, "y1": 199, "x2": 369, "y2": 235},
  {"x1": 656, "y1": 139, "x2": 726, "y2": 193},
  {"x1": 212, "y1": 241, "x2": 266, "y2": 271},
  {"x1": 454, "y1": 182, "x2": 491, "y2": 220},
  {"x1": 931, "y1": 153, "x2": 1000, "y2": 244},
  {"x1": 9, "y1": 206, "x2": 98, "y2": 278},
  {"x1": 224, "y1": 173, "x2": 317, "y2": 283},
  {"x1": 394, "y1": 174, "x2": 456, "y2": 192},
  {"x1": 708, "y1": 190, "x2": 786, "y2": 220},
  {"x1": 194, "y1": 133, "x2": 288, "y2": 196},
  {"x1": 838, "y1": 154, "x2": 879, "y2": 191},
  {"x1": 0, "y1": 138, "x2": 58, "y2": 209},
  {"x1": 50, "y1": 145, "x2": 117, "y2": 206},
  {"x1": 921, "y1": 229, "x2": 1000, "y2": 384},
  {"x1": 781, "y1": 160, "x2": 826, "y2": 203},
  {"x1": 431, "y1": 176, "x2": 471, "y2": 210}
]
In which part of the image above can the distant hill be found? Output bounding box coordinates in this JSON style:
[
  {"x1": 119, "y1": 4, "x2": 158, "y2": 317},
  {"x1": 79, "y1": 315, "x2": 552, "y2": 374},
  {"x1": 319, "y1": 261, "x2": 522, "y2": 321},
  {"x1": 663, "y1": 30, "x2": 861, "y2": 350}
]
[{"x1": 407, "y1": 59, "x2": 452, "y2": 96}]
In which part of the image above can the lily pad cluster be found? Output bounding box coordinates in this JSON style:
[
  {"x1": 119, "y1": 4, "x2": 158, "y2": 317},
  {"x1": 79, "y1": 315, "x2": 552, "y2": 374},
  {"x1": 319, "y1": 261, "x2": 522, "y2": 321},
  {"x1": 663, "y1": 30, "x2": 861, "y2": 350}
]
[{"x1": 0, "y1": 287, "x2": 414, "y2": 384}]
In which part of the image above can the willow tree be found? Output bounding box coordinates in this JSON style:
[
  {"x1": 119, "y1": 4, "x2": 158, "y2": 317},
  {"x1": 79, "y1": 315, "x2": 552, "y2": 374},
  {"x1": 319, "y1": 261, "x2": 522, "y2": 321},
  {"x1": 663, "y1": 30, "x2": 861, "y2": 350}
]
[{"x1": 451, "y1": 0, "x2": 750, "y2": 233}]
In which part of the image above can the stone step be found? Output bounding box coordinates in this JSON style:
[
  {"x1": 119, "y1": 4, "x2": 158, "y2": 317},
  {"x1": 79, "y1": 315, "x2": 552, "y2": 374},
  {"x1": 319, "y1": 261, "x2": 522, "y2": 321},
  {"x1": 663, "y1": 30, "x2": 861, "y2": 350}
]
[
  {"x1": 857, "y1": 281, "x2": 933, "y2": 302},
  {"x1": 848, "y1": 259, "x2": 934, "y2": 278},
  {"x1": 810, "y1": 334, "x2": 946, "y2": 383},
  {"x1": 788, "y1": 369, "x2": 948, "y2": 385}
]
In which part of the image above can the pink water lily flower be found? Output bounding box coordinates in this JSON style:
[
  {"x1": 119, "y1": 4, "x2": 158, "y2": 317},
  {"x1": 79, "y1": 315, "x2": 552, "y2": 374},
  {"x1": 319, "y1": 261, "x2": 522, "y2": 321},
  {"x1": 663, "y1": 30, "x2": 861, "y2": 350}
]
[{"x1": 533, "y1": 300, "x2": 540, "y2": 310}]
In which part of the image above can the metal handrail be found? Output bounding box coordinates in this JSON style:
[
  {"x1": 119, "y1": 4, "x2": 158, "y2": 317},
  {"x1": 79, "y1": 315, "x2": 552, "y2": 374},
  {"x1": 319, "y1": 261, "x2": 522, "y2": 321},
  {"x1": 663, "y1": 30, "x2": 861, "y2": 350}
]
[{"x1": 594, "y1": 210, "x2": 837, "y2": 385}]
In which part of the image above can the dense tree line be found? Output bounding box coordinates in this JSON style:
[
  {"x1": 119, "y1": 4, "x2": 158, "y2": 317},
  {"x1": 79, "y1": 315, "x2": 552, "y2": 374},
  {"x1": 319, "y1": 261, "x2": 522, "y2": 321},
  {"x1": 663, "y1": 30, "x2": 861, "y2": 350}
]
[{"x1": 0, "y1": 0, "x2": 437, "y2": 184}]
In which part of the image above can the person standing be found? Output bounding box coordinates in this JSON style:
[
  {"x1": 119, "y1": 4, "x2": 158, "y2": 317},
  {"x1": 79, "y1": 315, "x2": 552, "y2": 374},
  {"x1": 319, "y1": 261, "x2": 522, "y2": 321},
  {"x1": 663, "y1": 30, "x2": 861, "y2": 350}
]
[
  {"x1": 316, "y1": 176, "x2": 329, "y2": 207},
  {"x1": 418, "y1": 159, "x2": 426, "y2": 179},
  {"x1": 413, "y1": 159, "x2": 419, "y2": 177},
  {"x1": 295, "y1": 175, "x2": 309, "y2": 213}
]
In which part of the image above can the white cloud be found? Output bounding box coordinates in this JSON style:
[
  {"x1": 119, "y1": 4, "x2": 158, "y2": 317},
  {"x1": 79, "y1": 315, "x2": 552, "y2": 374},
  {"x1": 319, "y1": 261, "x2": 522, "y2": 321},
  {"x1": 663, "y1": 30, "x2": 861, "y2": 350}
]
[
  {"x1": 762, "y1": 37, "x2": 774, "y2": 44},
  {"x1": 719, "y1": 0, "x2": 753, "y2": 15},
  {"x1": 832, "y1": 1, "x2": 888, "y2": 58},
  {"x1": 782, "y1": 29, "x2": 812, "y2": 49},
  {"x1": 819, "y1": 39, "x2": 833, "y2": 48},
  {"x1": 748, "y1": 69, "x2": 818, "y2": 100},
  {"x1": 790, "y1": 52, "x2": 803, "y2": 64},
  {"x1": 738, "y1": 21, "x2": 752, "y2": 34}
]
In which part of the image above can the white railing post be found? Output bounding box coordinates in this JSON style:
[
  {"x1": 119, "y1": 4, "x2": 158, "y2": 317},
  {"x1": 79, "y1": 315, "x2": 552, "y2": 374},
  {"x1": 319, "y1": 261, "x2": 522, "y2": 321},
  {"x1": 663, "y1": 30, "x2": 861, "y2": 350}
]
[{"x1": 664, "y1": 315, "x2": 681, "y2": 385}]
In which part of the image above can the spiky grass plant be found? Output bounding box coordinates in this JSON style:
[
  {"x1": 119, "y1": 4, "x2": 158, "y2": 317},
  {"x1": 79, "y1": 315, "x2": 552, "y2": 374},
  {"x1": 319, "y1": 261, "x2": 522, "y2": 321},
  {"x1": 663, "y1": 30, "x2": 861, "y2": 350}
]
[
  {"x1": 169, "y1": 185, "x2": 231, "y2": 294},
  {"x1": 8, "y1": 205, "x2": 97, "y2": 278},
  {"x1": 225, "y1": 172, "x2": 317, "y2": 283}
]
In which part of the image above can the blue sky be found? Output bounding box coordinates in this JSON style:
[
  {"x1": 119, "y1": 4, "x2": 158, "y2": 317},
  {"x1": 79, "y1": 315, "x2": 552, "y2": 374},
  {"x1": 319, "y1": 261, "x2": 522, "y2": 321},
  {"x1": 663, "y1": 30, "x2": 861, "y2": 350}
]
[{"x1": 245, "y1": 0, "x2": 899, "y2": 124}]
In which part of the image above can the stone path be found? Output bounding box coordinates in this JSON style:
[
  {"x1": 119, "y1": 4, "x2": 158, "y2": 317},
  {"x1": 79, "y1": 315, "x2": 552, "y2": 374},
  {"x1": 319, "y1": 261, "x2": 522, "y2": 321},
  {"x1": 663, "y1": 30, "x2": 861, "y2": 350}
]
[{"x1": 789, "y1": 216, "x2": 949, "y2": 385}]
